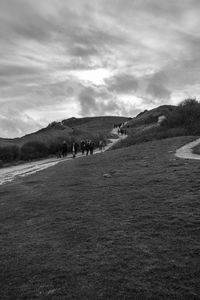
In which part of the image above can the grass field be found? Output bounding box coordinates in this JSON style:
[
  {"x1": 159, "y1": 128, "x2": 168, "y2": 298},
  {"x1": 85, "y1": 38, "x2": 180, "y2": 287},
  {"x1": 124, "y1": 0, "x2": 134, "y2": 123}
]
[
  {"x1": 0, "y1": 136, "x2": 200, "y2": 299},
  {"x1": 193, "y1": 143, "x2": 200, "y2": 155}
]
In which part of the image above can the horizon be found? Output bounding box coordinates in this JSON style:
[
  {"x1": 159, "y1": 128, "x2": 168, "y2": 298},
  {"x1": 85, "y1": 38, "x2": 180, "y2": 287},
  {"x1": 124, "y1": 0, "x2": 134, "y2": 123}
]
[
  {"x1": 0, "y1": 103, "x2": 177, "y2": 139},
  {"x1": 1, "y1": 0, "x2": 200, "y2": 138}
]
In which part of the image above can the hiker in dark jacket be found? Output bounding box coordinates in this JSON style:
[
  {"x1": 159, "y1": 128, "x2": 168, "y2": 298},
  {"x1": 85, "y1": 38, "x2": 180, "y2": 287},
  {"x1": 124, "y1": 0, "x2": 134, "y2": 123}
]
[
  {"x1": 62, "y1": 141, "x2": 68, "y2": 157},
  {"x1": 80, "y1": 140, "x2": 86, "y2": 155},
  {"x1": 74, "y1": 142, "x2": 79, "y2": 154},
  {"x1": 85, "y1": 140, "x2": 90, "y2": 156},
  {"x1": 99, "y1": 140, "x2": 105, "y2": 152},
  {"x1": 90, "y1": 141, "x2": 95, "y2": 155}
]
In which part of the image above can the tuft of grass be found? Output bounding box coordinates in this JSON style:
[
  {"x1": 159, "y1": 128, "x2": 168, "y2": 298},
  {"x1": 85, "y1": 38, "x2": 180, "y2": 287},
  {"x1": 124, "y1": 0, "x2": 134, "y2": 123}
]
[
  {"x1": 0, "y1": 136, "x2": 199, "y2": 299},
  {"x1": 192, "y1": 143, "x2": 200, "y2": 155}
]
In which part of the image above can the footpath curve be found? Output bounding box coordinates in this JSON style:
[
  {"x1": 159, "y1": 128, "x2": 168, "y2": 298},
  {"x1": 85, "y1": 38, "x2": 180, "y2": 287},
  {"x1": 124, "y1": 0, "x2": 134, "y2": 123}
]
[
  {"x1": 0, "y1": 128, "x2": 127, "y2": 185},
  {"x1": 175, "y1": 137, "x2": 200, "y2": 160}
]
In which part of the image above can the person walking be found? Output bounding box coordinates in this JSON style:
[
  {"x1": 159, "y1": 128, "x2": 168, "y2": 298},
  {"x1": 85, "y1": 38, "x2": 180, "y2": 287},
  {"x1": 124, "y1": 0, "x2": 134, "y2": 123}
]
[
  {"x1": 85, "y1": 140, "x2": 90, "y2": 156},
  {"x1": 99, "y1": 140, "x2": 105, "y2": 152},
  {"x1": 74, "y1": 142, "x2": 79, "y2": 155},
  {"x1": 80, "y1": 140, "x2": 85, "y2": 155},
  {"x1": 90, "y1": 141, "x2": 95, "y2": 155},
  {"x1": 62, "y1": 141, "x2": 68, "y2": 157},
  {"x1": 72, "y1": 142, "x2": 76, "y2": 158},
  {"x1": 99, "y1": 140, "x2": 103, "y2": 152}
]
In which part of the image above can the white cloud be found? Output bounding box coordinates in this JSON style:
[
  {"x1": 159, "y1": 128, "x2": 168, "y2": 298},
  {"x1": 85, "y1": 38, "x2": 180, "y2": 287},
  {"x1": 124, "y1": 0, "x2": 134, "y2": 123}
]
[{"x1": 0, "y1": 0, "x2": 200, "y2": 137}]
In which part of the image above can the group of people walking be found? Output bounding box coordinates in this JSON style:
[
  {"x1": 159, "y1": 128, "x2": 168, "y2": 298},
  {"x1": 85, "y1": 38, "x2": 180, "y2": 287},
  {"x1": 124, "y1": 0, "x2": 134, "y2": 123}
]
[
  {"x1": 114, "y1": 122, "x2": 128, "y2": 135},
  {"x1": 58, "y1": 122, "x2": 127, "y2": 159},
  {"x1": 80, "y1": 140, "x2": 95, "y2": 156},
  {"x1": 59, "y1": 139, "x2": 105, "y2": 159},
  {"x1": 118, "y1": 128, "x2": 127, "y2": 135}
]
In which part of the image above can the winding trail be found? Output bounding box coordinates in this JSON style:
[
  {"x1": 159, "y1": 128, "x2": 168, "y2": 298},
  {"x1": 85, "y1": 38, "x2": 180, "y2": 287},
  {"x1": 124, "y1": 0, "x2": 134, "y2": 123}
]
[
  {"x1": 0, "y1": 128, "x2": 127, "y2": 185},
  {"x1": 175, "y1": 137, "x2": 200, "y2": 160},
  {"x1": 1, "y1": 128, "x2": 200, "y2": 185}
]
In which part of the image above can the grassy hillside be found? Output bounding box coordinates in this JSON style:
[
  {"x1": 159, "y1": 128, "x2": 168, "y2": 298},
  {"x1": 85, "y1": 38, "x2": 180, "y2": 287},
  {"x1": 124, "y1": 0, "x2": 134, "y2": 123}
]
[
  {"x1": 127, "y1": 105, "x2": 176, "y2": 128},
  {"x1": 0, "y1": 116, "x2": 128, "y2": 147},
  {"x1": 113, "y1": 100, "x2": 200, "y2": 150},
  {"x1": 0, "y1": 116, "x2": 128, "y2": 166},
  {"x1": 110, "y1": 105, "x2": 178, "y2": 150},
  {"x1": 0, "y1": 136, "x2": 199, "y2": 299},
  {"x1": 112, "y1": 125, "x2": 188, "y2": 150}
]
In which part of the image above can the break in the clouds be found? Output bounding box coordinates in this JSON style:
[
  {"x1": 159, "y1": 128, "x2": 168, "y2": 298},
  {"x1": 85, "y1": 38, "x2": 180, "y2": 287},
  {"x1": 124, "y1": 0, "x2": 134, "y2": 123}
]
[{"x1": 0, "y1": 0, "x2": 200, "y2": 137}]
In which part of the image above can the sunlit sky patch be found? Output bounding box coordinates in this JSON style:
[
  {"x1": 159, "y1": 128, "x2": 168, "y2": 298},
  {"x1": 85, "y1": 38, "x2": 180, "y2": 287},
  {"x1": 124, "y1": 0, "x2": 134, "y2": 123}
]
[{"x1": 0, "y1": 0, "x2": 200, "y2": 137}]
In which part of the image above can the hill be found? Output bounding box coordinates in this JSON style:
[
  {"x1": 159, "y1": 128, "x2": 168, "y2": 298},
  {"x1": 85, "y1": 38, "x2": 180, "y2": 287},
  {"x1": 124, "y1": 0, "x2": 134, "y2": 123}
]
[
  {"x1": 113, "y1": 100, "x2": 200, "y2": 150},
  {"x1": 0, "y1": 116, "x2": 128, "y2": 165},
  {"x1": 126, "y1": 105, "x2": 176, "y2": 128},
  {"x1": 0, "y1": 116, "x2": 128, "y2": 147},
  {"x1": 0, "y1": 136, "x2": 199, "y2": 299}
]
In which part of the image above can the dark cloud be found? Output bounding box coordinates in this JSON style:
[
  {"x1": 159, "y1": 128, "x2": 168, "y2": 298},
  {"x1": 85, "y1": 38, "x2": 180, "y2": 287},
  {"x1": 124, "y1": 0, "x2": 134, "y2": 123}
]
[
  {"x1": 0, "y1": 64, "x2": 43, "y2": 78},
  {"x1": 106, "y1": 74, "x2": 138, "y2": 94},
  {"x1": 0, "y1": 0, "x2": 200, "y2": 137},
  {"x1": 78, "y1": 88, "x2": 98, "y2": 116},
  {"x1": 78, "y1": 86, "x2": 120, "y2": 116},
  {"x1": 0, "y1": 0, "x2": 59, "y2": 43},
  {"x1": 71, "y1": 45, "x2": 99, "y2": 58},
  {"x1": 143, "y1": 71, "x2": 171, "y2": 100},
  {"x1": 146, "y1": 83, "x2": 171, "y2": 100}
]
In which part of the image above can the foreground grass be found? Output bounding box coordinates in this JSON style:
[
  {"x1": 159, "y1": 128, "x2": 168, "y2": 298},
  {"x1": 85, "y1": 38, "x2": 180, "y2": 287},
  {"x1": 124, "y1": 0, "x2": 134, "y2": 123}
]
[
  {"x1": 0, "y1": 136, "x2": 200, "y2": 299},
  {"x1": 193, "y1": 143, "x2": 200, "y2": 155}
]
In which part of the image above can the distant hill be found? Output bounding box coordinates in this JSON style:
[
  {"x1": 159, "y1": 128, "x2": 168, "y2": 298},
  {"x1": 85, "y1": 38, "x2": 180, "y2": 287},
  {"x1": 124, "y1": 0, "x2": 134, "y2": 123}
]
[
  {"x1": 126, "y1": 105, "x2": 176, "y2": 128},
  {"x1": 112, "y1": 101, "x2": 200, "y2": 150},
  {"x1": 0, "y1": 116, "x2": 129, "y2": 148}
]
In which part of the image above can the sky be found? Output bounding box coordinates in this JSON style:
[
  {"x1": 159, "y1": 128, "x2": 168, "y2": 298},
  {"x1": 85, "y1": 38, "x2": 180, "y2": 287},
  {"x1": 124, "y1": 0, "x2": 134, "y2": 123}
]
[{"x1": 0, "y1": 0, "x2": 200, "y2": 138}]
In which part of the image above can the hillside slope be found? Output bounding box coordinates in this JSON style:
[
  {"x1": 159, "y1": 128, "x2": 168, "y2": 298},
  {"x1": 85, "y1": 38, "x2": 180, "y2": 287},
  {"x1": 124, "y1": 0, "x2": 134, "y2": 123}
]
[
  {"x1": 0, "y1": 116, "x2": 128, "y2": 148},
  {"x1": 126, "y1": 105, "x2": 176, "y2": 128},
  {"x1": 0, "y1": 136, "x2": 199, "y2": 299}
]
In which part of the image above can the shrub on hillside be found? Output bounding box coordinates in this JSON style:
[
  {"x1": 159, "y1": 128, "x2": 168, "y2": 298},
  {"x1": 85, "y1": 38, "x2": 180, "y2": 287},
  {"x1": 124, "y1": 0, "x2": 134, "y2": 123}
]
[
  {"x1": 20, "y1": 141, "x2": 49, "y2": 160},
  {"x1": 0, "y1": 159, "x2": 3, "y2": 168},
  {"x1": 48, "y1": 137, "x2": 72, "y2": 155},
  {"x1": 161, "y1": 98, "x2": 200, "y2": 134},
  {"x1": 144, "y1": 115, "x2": 158, "y2": 125},
  {"x1": 0, "y1": 145, "x2": 20, "y2": 163},
  {"x1": 48, "y1": 141, "x2": 60, "y2": 155}
]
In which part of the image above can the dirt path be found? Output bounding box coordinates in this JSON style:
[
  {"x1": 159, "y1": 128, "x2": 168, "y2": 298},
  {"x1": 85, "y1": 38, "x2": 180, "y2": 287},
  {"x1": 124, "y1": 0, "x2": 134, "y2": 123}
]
[
  {"x1": 175, "y1": 137, "x2": 200, "y2": 160},
  {"x1": 0, "y1": 128, "x2": 127, "y2": 185}
]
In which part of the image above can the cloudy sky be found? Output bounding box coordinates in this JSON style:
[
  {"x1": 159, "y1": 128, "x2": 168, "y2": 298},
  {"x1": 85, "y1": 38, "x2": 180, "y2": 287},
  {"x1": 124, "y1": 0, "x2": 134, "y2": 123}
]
[{"x1": 0, "y1": 0, "x2": 200, "y2": 137}]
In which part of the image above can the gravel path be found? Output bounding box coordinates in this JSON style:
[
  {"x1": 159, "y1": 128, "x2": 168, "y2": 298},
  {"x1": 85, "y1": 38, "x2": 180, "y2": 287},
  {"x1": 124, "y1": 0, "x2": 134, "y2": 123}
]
[
  {"x1": 0, "y1": 128, "x2": 127, "y2": 185},
  {"x1": 175, "y1": 137, "x2": 200, "y2": 160}
]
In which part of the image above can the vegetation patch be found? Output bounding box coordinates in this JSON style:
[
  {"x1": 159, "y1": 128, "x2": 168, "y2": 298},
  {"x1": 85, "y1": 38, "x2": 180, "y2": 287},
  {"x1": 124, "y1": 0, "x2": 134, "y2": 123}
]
[
  {"x1": 0, "y1": 116, "x2": 128, "y2": 166},
  {"x1": 113, "y1": 99, "x2": 200, "y2": 150},
  {"x1": 0, "y1": 136, "x2": 199, "y2": 299},
  {"x1": 192, "y1": 143, "x2": 200, "y2": 155}
]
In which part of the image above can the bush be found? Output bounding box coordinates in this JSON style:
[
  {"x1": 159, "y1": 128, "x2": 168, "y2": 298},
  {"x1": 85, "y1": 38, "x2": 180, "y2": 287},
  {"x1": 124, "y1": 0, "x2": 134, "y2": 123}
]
[
  {"x1": 161, "y1": 98, "x2": 200, "y2": 134},
  {"x1": 0, "y1": 145, "x2": 20, "y2": 163},
  {"x1": 0, "y1": 160, "x2": 3, "y2": 168},
  {"x1": 144, "y1": 115, "x2": 158, "y2": 125},
  {"x1": 20, "y1": 141, "x2": 49, "y2": 161}
]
